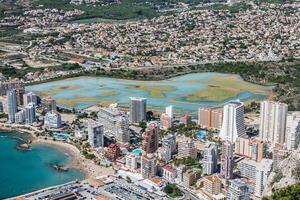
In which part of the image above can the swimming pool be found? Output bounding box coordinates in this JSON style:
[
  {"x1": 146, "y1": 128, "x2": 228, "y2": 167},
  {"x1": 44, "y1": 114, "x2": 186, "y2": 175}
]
[
  {"x1": 131, "y1": 149, "x2": 142, "y2": 155},
  {"x1": 196, "y1": 130, "x2": 207, "y2": 139},
  {"x1": 51, "y1": 133, "x2": 69, "y2": 140}
]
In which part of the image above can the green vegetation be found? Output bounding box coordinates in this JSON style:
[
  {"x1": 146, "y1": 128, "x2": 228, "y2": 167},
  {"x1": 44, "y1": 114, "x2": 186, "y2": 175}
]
[
  {"x1": 0, "y1": 1, "x2": 24, "y2": 20},
  {"x1": 51, "y1": 63, "x2": 82, "y2": 71},
  {"x1": 89, "y1": 111, "x2": 98, "y2": 118},
  {"x1": 82, "y1": 149, "x2": 95, "y2": 159},
  {"x1": 32, "y1": 0, "x2": 231, "y2": 21},
  {"x1": 0, "y1": 63, "x2": 82, "y2": 79},
  {"x1": 164, "y1": 184, "x2": 183, "y2": 198},
  {"x1": 138, "y1": 121, "x2": 147, "y2": 129},
  {"x1": 126, "y1": 176, "x2": 132, "y2": 183},
  {"x1": 169, "y1": 122, "x2": 199, "y2": 138},
  {"x1": 0, "y1": 65, "x2": 41, "y2": 78},
  {"x1": 201, "y1": 61, "x2": 300, "y2": 110},
  {"x1": 244, "y1": 101, "x2": 260, "y2": 113},
  {"x1": 173, "y1": 157, "x2": 202, "y2": 170},
  {"x1": 0, "y1": 113, "x2": 8, "y2": 118},
  {"x1": 255, "y1": 0, "x2": 297, "y2": 4},
  {"x1": 77, "y1": 112, "x2": 89, "y2": 119},
  {"x1": 0, "y1": 7, "x2": 5, "y2": 19},
  {"x1": 0, "y1": 27, "x2": 21, "y2": 38},
  {"x1": 33, "y1": 0, "x2": 158, "y2": 20},
  {"x1": 264, "y1": 182, "x2": 300, "y2": 200}
]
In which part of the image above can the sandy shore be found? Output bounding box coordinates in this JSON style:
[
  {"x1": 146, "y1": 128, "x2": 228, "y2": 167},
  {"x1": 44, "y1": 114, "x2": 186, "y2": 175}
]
[
  {"x1": 0, "y1": 124, "x2": 114, "y2": 179},
  {"x1": 32, "y1": 138, "x2": 115, "y2": 179}
]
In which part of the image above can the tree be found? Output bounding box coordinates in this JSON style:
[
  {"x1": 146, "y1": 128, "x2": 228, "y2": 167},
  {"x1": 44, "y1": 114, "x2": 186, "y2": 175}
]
[
  {"x1": 126, "y1": 176, "x2": 132, "y2": 183},
  {"x1": 146, "y1": 111, "x2": 154, "y2": 120},
  {"x1": 90, "y1": 111, "x2": 98, "y2": 118},
  {"x1": 269, "y1": 182, "x2": 300, "y2": 200},
  {"x1": 139, "y1": 121, "x2": 147, "y2": 129},
  {"x1": 164, "y1": 184, "x2": 183, "y2": 198}
]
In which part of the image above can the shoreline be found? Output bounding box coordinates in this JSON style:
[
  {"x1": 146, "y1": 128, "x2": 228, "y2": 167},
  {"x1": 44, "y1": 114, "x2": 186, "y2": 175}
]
[
  {"x1": 25, "y1": 61, "x2": 279, "y2": 87},
  {"x1": 0, "y1": 126, "x2": 114, "y2": 179},
  {"x1": 31, "y1": 138, "x2": 115, "y2": 179},
  {"x1": 32, "y1": 138, "x2": 89, "y2": 178}
]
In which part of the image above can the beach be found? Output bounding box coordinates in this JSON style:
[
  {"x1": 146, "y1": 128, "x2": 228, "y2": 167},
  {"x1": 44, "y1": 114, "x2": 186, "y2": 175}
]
[
  {"x1": 32, "y1": 138, "x2": 115, "y2": 179},
  {"x1": 0, "y1": 124, "x2": 114, "y2": 179}
]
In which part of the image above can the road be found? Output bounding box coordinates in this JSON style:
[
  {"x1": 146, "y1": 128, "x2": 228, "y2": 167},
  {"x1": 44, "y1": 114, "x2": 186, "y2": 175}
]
[{"x1": 177, "y1": 185, "x2": 199, "y2": 200}]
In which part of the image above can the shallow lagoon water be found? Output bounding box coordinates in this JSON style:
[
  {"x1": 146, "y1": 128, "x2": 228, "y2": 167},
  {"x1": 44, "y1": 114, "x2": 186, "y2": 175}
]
[
  {"x1": 0, "y1": 132, "x2": 84, "y2": 199},
  {"x1": 28, "y1": 72, "x2": 270, "y2": 113}
]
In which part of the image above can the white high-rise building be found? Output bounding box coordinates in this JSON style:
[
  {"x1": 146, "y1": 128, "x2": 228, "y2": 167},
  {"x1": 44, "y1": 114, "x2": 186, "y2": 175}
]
[
  {"x1": 219, "y1": 100, "x2": 245, "y2": 142},
  {"x1": 87, "y1": 120, "x2": 104, "y2": 148},
  {"x1": 178, "y1": 139, "x2": 196, "y2": 159},
  {"x1": 129, "y1": 97, "x2": 147, "y2": 123},
  {"x1": 166, "y1": 105, "x2": 173, "y2": 119},
  {"x1": 259, "y1": 101, "x2": 288, "y2": 145},
  {"x1": 115, "y1": 116, "x2": 130, "y2": 143},
  {"x1": 44, "y1": 111, "x2": 62, "y2": 129},
  {"x1": 157, "y1": 146, "x2": 172, "y2": 162},
  {"x1": 7, "y1": 89, "x2": 17, "y2": 123},
  {"x1": 125, "y1": 153, "x2": 140, "y2": 170},
  {"x1": 255, "y1": 159, "x2": 273, "y2": 197},
  {"x1": 238, "y1": 158, "x2": 273, "y2": 197},
  {"x1": 25, "y1": 103, "x2": 36, "y2": 124},
  {"x1": 203, "y1": 143, "x2": 218, "y2": 175},
  {"x1": 238, "y1": 159, "x2": 257, "y2": 180},
  {"x1": 15, "y1": 109, "x2": 25, "y2": 124},
  {"x1": 162, "y1": 134, "x2": 176, "y2": 154},
  {"x1": 285, "y1": 112, "x2": 300, "y2": 150},
  {"x1": 23, "y1": 92, "x2": 37, "y2": 106},
  {"x1": 98, "y1": 106, "x2": 130, "y2": 143}
]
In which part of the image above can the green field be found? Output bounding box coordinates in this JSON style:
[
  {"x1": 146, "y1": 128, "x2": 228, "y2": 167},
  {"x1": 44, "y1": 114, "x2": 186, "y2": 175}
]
[
  {"x1": 33, "y1": 0, "x2": 160, "y2": 20},
  {"x1": 32, "y1": 0, "x2": 227, "y2": 20}
]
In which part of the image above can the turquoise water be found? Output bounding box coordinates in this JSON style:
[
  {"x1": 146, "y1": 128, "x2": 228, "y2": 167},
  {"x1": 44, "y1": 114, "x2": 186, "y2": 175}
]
[
  {"x1": 0, "y1": 132, "x2": 84, "y2": 199},
  {"x1": 52, "y1": 133, "x2": 70, "y2": 140},
  {"x1": 196, "y1": 130, "x2": 207, "y2": 139},
  {"x1": 131, "y1": 149, "x2": 142, "y2": 155},
  {"x1": 27, "y1": 73, "x2": 269, "y2": 113}
]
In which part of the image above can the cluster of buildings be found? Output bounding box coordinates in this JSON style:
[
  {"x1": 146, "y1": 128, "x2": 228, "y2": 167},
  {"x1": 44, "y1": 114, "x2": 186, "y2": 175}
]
[
  {"x1": 1, "y1": 79, "x2": 299, "y2": 200},
  {"x1": 197, "y1": 100, "x2": 300, "y2": 199},
  {"x1": 0, "y1": 2, "x2": 298, "y2": 74},
  {"x1": 5, "y1": 2, "x2": 298, "y2": 71},
  {"x1": 0, "y1": 78, "x2": 61, "y2": 129},
  {"x1": 97, "y1": 96, "x2": 300, "y2": 199},
  {"x1": 83, "y1": 89, "x2": 300, "y2": 199},
  {"x1": 0, "y1": 9, "x2": 83, "y2": 30}
]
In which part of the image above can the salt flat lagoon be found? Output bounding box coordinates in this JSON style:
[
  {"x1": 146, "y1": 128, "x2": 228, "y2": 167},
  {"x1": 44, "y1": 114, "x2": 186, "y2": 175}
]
[
  {"x1": 0, "y1": 132, "x2": 84, "y2": 199},
  {"x1": 28, "y1": 72, "x2": 272, "y2": 113}
]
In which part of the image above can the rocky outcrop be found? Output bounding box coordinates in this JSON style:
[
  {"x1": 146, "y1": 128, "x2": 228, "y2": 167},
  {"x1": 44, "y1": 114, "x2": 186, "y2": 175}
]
[{"x1": 263, "y1": 148, "x2": 300, "y2": 197}]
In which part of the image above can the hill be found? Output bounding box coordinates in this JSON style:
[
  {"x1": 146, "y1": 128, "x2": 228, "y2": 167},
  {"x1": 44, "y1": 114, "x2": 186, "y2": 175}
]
[{"x1": 0, "y1": 0, "x2": 227, "y2": 20}]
